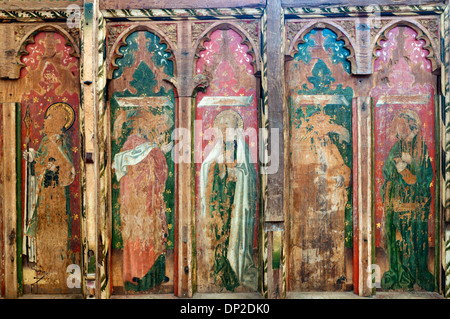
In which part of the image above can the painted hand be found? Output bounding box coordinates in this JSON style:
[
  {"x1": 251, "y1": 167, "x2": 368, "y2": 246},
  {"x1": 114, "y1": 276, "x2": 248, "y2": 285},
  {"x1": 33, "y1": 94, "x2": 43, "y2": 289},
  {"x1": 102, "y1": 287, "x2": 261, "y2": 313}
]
[
  {"x1": 401, "y1": 152, "x2": 412, "y2": 164},
  {"x1": 334, "y1": 175, "x2": 345, "y2": 188},
  {"x1": 23, "y1": 148, "x2": 35, "y2": 162},
  {"x1": 395, "y1": 160, "x2": 408, "y2": 172}
]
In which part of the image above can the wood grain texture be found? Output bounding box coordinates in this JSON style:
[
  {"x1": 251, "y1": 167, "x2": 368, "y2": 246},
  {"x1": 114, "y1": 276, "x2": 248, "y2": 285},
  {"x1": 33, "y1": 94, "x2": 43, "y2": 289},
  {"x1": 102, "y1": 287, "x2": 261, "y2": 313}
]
[
  {"x1": 0, "y1": 0, "x2": 83, "y2": 11},
  {"x1": 3, "y1": 102, "x2": 17, "y2": 299},
  {"x1": 281, "y1": 0, "x2": 446, "y2": 7},
  {"x1": 265, "y1": 0, "x2": 285, "y2": 223},
  {"x1": 353, "y1": 97, "x2": 373, "y2": 296},
  {"x1": 0, "y1": 103, "x2": 3, "y2": 297},
  {"x1": 99, "y1": 0, "x2": 265, "y2": 10},
  {"x1": 0, "y1": 25, "x2": 18, "y2": 79},
  {"x1": 286, "y1": 28, "x2": 355, "y2": 292}
]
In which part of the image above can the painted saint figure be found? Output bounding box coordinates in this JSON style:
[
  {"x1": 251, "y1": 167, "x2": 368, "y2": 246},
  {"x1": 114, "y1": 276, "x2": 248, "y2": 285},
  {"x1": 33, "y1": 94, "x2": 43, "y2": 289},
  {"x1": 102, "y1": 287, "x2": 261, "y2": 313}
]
[
  {"x1": 381, "y1": 109, "x2": 434, "y2": 291},
  {"x1": 23, "y1": 102, "x2": 76, "y2": 287},
  {"x1": 200, "y1": 110, "x2": 258, "y2": 292},
  {"x1": 112, "y1": 108, "x2": 173, "y2": 291}
]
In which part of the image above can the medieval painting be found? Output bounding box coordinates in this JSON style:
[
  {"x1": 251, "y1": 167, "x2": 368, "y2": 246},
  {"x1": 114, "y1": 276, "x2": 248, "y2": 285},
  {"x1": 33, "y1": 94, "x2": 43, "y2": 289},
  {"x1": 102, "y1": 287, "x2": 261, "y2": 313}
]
[
  {"x1": 286, "y1": 27, "x2": 354, "y2": 291},
  {"x1": 372, "y1": 25, "x2": 437, "y2": 292},
  {"x1": 109, "y1": 29, "x2": 176, "y2": 294},
  {"x1": 20, "y1": 31, "x2": 81, "y2": 293},
  {"x1": 194, "y1": 27, "x2": 260, "y2": 293}
]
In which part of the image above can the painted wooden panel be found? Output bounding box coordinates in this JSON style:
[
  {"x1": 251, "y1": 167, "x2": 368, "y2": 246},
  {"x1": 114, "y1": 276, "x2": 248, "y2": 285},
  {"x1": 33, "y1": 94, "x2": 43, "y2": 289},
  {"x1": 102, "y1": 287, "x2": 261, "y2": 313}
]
[
  {"x1": 19, "y1": 31, "x2": 81, "y2": 294},
  {"x1": 194, "y1": 28, "x2": 260, "y2": 293},
  {"x1": 286, "y1": 28, "x2": 354, "y2": 291},
  {"x1": 372, "y1": 26, "x2": 437, "y2": 292},
  {"x1": 109, "y1": 30, "x2": 177, "y2": 294}
]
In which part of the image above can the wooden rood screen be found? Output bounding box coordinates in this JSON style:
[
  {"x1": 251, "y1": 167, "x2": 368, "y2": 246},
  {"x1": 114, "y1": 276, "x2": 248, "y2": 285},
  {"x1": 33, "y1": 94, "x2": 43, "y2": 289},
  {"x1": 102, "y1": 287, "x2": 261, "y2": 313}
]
[{"x1": 0, "y1": 1, "x2": 447, "y2": 299}]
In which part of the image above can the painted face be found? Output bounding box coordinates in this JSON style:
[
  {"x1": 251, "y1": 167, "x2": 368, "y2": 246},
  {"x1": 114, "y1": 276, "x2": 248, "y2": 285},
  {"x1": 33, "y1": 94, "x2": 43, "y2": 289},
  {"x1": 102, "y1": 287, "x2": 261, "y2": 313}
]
[
  {"x1": 394, "y1": 111, "x2": 420, "y2": 142},
  {"x1": 214, "y1": 112, "x2": 241, "y2": 143},
  {"x1": 43, "y1": 108, "x2": 66, "y2": 135}
]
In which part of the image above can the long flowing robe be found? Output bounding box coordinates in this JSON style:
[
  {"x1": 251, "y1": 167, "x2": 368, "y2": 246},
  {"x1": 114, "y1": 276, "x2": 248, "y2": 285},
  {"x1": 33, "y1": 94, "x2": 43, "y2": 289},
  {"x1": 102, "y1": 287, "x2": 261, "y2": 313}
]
[
  {"x1": 26, "y1": 134, "x2": 75, "y2": 289},
  {"x1": 200, "y1": 134, "x2": 258, "y2": 291},
  {"x1": 381, "y1": 134, "x2": 434, "y2": 291},
  {"x1": 289, "y1": 111, "x2": 351, "y2": 290},
  {"x1": 113, "y1": 135, "x2": 168, "y2": 291}
]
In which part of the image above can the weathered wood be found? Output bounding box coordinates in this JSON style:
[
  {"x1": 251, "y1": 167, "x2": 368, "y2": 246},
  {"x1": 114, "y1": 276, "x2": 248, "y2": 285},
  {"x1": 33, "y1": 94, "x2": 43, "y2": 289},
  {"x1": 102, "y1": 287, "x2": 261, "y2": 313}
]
[
  {"x1": 372, "y1": 25, "x2": 438, "y2": 293},
  {"x1": 177, "y1": 20, "x2": 192, "y2": 298},
  {"x1": 3, "y1": 102, "x2": 17, "y2": 299},
  {"x1": 81, "y1": 1, "x2": 98, "y2": 299},
  {"x1": 99, "y1": 0, "x2": 265, "y2": 10},
  {"x1": 108, "y1": 27, "x2": 178, "y2": 296},
  {"x1": 445, "y1": 225, "x2": 450, "y2": 297},
  {"x1": 18, "y1": 31, "x2": 81, "y2": 294},
  {"x1": 0, "y1": 0, "x2": 83, "y2": 10},
  {"x1": 0, "y1": 25, "x2": 18, "y2": 79},
  {"x1": 286, "y1": 27, "x2": 355, "y2": 292},
  {"x1": 353, "y1": 97, "x2": 373, "y2": 297},
  {"x1": 0, "y1": 103, "x2": 3, "y2": 297},
  {"x1": 265, "y1": 0, "x2": 285, "y2": 223},
  {"x1": 194, "y1": 25, "x2": 260, "y2": 294},
  {"x1": 281, "y1": 0, "x2": 446, "y2": 7}
]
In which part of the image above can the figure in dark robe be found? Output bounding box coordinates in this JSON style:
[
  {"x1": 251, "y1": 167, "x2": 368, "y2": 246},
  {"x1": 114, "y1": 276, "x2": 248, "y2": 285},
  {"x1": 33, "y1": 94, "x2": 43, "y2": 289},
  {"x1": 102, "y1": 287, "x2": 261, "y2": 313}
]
[{"x1": 381, "y1": 109, "x2": 434, "y2": 291}]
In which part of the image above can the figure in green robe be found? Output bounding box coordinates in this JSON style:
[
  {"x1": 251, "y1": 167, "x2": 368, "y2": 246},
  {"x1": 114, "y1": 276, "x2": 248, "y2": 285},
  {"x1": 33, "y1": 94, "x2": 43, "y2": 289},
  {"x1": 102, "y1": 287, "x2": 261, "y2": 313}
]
[
  {"x1": 381, "y1": 109, "x2": 434, "y2": 291},
  {"x1": 200, "y1": 110, "x2": 258, "y2": 292}
]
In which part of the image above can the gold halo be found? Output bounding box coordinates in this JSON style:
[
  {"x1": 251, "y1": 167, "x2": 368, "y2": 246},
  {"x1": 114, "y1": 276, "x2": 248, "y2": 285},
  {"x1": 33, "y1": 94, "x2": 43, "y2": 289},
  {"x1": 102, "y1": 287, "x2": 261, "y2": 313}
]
[
  {"x1": 213, "y1": 109, "x2": 244, "y2": 130},
  {"x1": 45, "y1": 102, "x2": 76, "y2": 132}
]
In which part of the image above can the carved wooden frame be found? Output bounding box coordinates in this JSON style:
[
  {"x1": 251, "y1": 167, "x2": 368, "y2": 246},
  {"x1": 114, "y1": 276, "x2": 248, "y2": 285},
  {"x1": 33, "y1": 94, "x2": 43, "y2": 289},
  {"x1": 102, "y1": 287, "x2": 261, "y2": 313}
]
[
  {"x1": 15, "y1": 23, "x2": 80, "y2": 74},
  {"x1": 106, "y1": 23, "x2": 177, "y2": 80},
  {"x1": 283, "y1": 4, "x2": 449, "y2": 299},
  {"x1": 192, "y1": 20, "x2": 261, "y2": 74},
  {"x1": 287, "y1": 20, "x2": 358, "y2": 75}
]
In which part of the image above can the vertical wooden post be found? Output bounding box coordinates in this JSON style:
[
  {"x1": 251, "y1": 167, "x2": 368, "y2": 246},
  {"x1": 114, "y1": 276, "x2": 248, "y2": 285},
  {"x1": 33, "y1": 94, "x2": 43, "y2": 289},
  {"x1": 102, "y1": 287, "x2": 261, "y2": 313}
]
[
  {"x1": 96, "y1": 10, "x2": 110, "y2": 300},
  {"x1": 441, "y1": 4, "x2": 450, "y2": 299},
  {"x1": 3, "y1": 102, "x2": 17, "y2": 299},
  {"x1": 177, "y1": 20, "x2": 193, "y2": 298},
  {"x1": 352, "y1": 97, "x2": 373, "y2": 297},
  {"x1": 82, "y1": 0, "x2": 98, "y2": 298},
  {"x1": 443, "y1": 4, "x2": 450, "y2": 299},
  {"x1": 263, "y1": 0, "x2": 285, "y2": 299}
]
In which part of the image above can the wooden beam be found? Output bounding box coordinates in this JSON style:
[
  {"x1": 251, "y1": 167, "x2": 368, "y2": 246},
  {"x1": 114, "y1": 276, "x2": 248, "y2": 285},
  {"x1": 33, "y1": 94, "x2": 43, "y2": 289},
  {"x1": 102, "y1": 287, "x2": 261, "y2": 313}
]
[
  {"x1": 81, "y1": 1, "x2": 98, "y2": 298},
  {"x1": 265, "y1": 0, "x2": 285, "y2": 223},
  {"x1": 2, "y1": 102, "x2": 17, "y2": 299},
  {"x1": 0, "y1": 0, "x2": 83, "y2": 11},
  {"x1": 0, "y1": 25, "x2": 19, "y2": 79},
  {"x1": 352, "y1": 97, "x2": 373, "y2": 297},
  {"x1": 262, "y1": 0, "x2": 285, "y2": 299},
  {"x1": 177, "y1": 20, "x2": 193, "y2": 298},
  {"x1": 99, "y1": 0, "x2": 265, "y2": 10},
  {"x1": 281, "y1": 0, "x2": 445, "y2": 7}
]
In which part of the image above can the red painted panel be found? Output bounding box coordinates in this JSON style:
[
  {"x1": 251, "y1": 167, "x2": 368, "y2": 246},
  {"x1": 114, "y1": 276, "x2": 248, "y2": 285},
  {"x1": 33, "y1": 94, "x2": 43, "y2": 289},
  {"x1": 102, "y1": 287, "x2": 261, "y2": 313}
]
[
  {"x1": 194, "y1": 28, "x2": 259, "y2": 293},
  {"x1": 19, "y1": 31, "x2": 81, "y2": 293}
]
